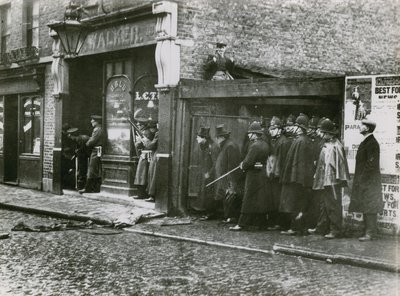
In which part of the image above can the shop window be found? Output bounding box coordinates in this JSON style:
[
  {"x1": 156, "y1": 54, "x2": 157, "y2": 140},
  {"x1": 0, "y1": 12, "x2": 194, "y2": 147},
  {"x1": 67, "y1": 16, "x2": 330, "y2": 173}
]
[
  {"x1": 0, "y1": 96, "x2": 3, "y2": 153},
  {"x1": 132, "y1": 74, "x2": 159, "y2": 124},
  {"x1": 0, "y1": 4, "x2": 11, "y2": 59},
  {"x1": 22, "y1": 95, "x2": 41, "y2": 155},
  {"x1": 105, "y1": 75, "x2": 131, "y2": 156},
  {"x1": 24, "y1": 0, "x2": 39, "y2": 47}
]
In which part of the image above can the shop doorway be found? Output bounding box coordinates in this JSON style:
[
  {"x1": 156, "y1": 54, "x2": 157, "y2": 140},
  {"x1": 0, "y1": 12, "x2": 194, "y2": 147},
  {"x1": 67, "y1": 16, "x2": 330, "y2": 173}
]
[{"x1": 3, "y1": 95, "x2": 18, "y2": 184}]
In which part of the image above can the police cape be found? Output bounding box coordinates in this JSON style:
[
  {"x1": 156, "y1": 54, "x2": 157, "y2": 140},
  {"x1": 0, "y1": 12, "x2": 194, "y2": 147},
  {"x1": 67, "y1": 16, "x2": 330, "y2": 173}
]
[
  {"x1": 279, "y1": 134, "x2": 314, "y2": 213},
  {"x1": 312, "y1": 138, "x2": 350, "y2": 190}
]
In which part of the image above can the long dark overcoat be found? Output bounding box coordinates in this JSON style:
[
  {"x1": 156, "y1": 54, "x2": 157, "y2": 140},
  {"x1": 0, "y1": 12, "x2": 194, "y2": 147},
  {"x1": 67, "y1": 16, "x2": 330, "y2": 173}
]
[
  {"x1": 197, "y1": 140, "x2": 220, "y2": 208},
  {"x1": 268, "y1": 134, "x2": 291, "y2": 210},
  {"x1": 241, "y1": 138, "x2": 270, "y2": 214},
  {"x1": 349, "y1": 134, "x2": 383, "y2": 214},
  {"x1": 279, "y1": 134, "x2": 314, "y2": 213},
  {"x1": 214, "y1": 138, "x2": 242, "y2": 200}
]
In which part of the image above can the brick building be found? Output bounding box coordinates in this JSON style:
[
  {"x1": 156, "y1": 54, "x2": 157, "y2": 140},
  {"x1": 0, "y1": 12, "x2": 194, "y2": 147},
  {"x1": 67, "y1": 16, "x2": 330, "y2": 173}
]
[{"x1": 0, "y1": 0, "x2": 398, "y2": 223}]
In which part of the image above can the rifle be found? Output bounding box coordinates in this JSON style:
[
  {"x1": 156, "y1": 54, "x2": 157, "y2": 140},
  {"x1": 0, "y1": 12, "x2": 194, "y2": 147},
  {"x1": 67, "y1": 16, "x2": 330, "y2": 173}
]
[
  {"x1": 126, "y1": 113, "x2": 145, "y2": 142},
  {"x1": 205, "y1": 165, "x2": 241, "y2": 188}
]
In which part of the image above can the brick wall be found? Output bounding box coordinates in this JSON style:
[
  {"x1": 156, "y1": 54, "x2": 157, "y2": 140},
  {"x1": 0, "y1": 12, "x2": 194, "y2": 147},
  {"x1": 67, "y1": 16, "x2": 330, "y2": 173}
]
[
  {"x1": 38, "y1": 0, "x2": 66, "y2": 57},
  {"x1": 5, "y1": 0, "x2": 65, "y2": 57},
  {"x1": 3, "y1": 0, "x2": 399, "y2": 190},
  {"x1": 5, "y1": 0, "x2": 400, "y2": 77},
  {"x1": 175, "y1": 0, "x2": 400, "y2": 79},
  {"x1": 43, "y1": 64, "x2": 55, "y2": 182}
]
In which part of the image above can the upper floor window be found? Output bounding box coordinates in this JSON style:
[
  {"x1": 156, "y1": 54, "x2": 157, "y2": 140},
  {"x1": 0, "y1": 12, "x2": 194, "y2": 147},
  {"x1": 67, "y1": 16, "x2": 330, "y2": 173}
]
[
  {"x1": 0, "y1": 4, "x2": 10, "y2": 55},
  {"x1": 24, "y1": 0, "x2": 39, "y2": 47}
]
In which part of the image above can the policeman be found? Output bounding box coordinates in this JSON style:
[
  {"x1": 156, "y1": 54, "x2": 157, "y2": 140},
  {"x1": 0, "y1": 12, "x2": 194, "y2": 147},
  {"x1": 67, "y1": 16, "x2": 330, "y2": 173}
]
[
  {"x1": 266, "y1": 116, "x2": 292, "y2": 230},
  {"x1": 230, "y1": 122, "x2": 270, "y2": 231},
  {"x1": 310, "y1": 119, "x2": 350, "y2": 239},
  {"x1": 280, "y1": 114, "x2": 314, "y2": 235}
]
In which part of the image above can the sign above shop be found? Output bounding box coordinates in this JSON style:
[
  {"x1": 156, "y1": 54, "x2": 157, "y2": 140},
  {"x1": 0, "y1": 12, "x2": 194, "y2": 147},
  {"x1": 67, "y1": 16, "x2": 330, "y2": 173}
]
[
  {"x1": 79, "y1": 17, "x2": 157, "y2": 56},
  {"x1": 0, "y1": 46, "x2": 40, "y2": 66}
]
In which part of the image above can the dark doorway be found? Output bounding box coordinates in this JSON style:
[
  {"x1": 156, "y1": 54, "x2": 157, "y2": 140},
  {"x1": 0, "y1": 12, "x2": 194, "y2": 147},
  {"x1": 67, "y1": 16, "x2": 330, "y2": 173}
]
[{"x1": 3, "y1": 95, "x2": 18, "y2": 183}]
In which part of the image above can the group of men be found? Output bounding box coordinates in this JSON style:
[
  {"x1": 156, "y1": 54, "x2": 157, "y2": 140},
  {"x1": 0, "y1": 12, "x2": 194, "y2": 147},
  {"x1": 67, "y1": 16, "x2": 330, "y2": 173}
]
[
  {"x1": 62, "y1": 115, "x2": 104, "y2": 194},
  {"x1": 196, "y1": 114, "x2": 383, "y2": 242},
  {"x1": 62, "y1": 115, "x2": 159, "y2": 202}
]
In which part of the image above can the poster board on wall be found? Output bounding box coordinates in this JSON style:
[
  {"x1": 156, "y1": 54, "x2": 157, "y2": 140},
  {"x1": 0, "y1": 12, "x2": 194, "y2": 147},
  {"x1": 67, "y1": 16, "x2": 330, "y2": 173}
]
[{"x1": 343, "y1": 75, "x2": 400, "y2": 234}]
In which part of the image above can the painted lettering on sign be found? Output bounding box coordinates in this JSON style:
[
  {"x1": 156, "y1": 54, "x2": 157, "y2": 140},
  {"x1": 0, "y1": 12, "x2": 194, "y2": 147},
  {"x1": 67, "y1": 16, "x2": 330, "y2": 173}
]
[
  {"x1": 135, "y1": 91, "x2": 158, "y2": 101},
  {"x1": 80, "y1": 18, "x2": 157, "y2": 56},
  {"x1": 110, "y1": 79, "x2": 127, "y2": 92}
]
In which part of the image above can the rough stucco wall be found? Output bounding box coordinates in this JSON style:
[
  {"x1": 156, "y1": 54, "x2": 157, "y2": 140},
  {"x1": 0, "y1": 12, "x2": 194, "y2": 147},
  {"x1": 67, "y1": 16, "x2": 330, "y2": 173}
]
[{"x1": 176, "y1": 0, "x2": 400, "y2": 79}]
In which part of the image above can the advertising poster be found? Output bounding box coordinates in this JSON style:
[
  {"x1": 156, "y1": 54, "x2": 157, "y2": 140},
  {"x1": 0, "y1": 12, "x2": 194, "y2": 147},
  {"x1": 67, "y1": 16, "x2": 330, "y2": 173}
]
[{"x1": 343, "y1": 75, "x2": 400, "y2": 233}]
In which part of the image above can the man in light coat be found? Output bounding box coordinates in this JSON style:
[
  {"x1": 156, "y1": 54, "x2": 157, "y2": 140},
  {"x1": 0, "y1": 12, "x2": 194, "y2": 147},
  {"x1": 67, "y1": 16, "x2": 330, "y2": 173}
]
[{"x1": 310, "y1": 119, "x2": 350, "y2": 238}]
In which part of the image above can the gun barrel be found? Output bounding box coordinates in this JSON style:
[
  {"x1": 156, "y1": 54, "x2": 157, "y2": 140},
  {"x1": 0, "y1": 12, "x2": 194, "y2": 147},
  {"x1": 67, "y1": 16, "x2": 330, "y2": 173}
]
[{"x1": 205, "y1": 165, "x2": 241, "y2": 188}]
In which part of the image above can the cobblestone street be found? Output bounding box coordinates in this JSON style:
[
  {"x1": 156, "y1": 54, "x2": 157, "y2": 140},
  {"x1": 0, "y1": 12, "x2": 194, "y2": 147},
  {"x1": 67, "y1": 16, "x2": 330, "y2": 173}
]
[{"x1": 1, "y1": 209, "x2": 399, "y2": 296}]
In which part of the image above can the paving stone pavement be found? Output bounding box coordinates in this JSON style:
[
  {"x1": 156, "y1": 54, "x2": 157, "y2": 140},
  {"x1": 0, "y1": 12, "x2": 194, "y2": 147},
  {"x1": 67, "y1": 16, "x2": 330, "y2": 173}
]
[
  {"x1": 0, "y1": 184, "x2": 399, "y2": 273},
  {"x1": 0, "y1": 184, "x2": 162, "y2": 226}
]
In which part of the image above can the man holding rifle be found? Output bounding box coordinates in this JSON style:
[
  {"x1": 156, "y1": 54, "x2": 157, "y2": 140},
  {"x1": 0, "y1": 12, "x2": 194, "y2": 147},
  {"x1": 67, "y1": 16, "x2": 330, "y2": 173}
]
[{"x1": 132, "y1": 119, "x2": 157, "y2": 201}]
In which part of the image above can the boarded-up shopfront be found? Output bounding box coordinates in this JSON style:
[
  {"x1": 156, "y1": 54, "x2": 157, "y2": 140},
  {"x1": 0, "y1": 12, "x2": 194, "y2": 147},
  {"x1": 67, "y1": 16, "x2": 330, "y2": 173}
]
[
  {"x1": 171, "y1": 75, "x2": 400, "y2": 235},
  {"x1": 173, "y1": 77, "x2": 344, "y2": 213}
]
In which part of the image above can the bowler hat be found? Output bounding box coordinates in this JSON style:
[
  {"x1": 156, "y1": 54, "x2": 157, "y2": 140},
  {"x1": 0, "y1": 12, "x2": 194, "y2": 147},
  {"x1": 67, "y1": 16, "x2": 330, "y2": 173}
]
[
  {"x1": 215, "y1": 124, "x2": 230, "y2": 137},
  {"x1": 319, "y1": 119, "x2": 337, "y2": 134},
  {"x1": 269, "y1": 116, "x2": 282, "y2": 129},
  {"x1": 295, "y1": 114, "x2": 309, "y2": 130},
  {"x1": 66, "y1": 127, "x2": 79, "y2": 134},
  {"x1": 247, "y1": 121, "x2": 263, "y2": 134},
  {"x1": 197, "y1": 127, "x2": 210, "y2": 138}
]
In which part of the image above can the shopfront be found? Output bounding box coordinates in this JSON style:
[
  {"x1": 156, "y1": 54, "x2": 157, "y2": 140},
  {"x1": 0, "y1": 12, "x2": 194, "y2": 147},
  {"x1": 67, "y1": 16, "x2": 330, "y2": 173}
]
[
  {"x1": 0, "y1": 67, "x2": 44, "y2": 190},
  {"x1": 61, "y1": 47, "x2": 157, "y2": 196},
  {"x1": 48, "y1": 1, "x2": 177, "y2": 206}
]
